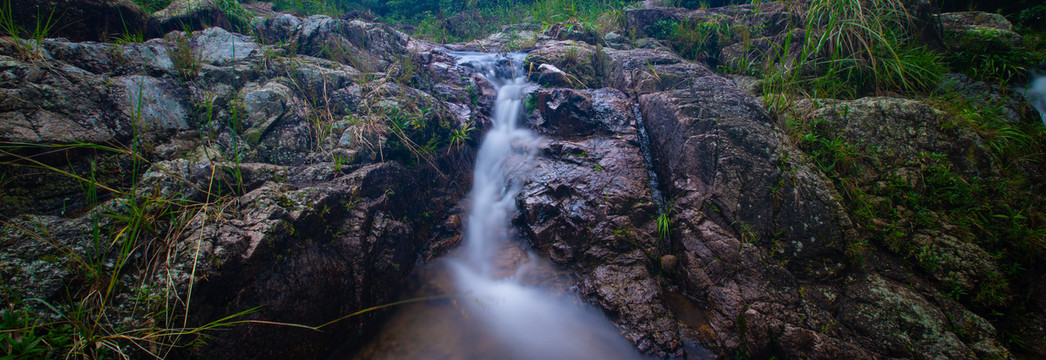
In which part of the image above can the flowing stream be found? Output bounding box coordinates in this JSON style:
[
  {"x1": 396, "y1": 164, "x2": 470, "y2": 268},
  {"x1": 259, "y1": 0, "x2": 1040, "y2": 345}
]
[
  {"x1": 448, "y1": 52, "x2": 641, "y2": 359},
  {"x1": 347, "y1": 52, "x2": 641, "y2": 359}
]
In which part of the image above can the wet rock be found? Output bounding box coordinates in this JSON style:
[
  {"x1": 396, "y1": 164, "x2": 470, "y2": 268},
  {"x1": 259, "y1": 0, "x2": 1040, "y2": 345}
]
[
  {"x1": 660, "y1": 254, "x2": 678, "y2": 273},
  {"x1": 526, "y1": 87, "x2": 634, "y2": 136},
  {"x1": 516, "y1": 86, "x2": 680, "y2": 356}
]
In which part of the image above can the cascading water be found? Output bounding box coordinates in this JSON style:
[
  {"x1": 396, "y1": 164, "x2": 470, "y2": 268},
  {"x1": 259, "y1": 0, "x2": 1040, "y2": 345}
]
[
  {"x1": 445, "y1": 51, "x2": 642, "y2": 360},
  {"x1": 346, "y1": 52, "x2": 641, "y2": 359},
  {"x1": 1021, "y1": 72, "x2": 1046, "y2": 125}
]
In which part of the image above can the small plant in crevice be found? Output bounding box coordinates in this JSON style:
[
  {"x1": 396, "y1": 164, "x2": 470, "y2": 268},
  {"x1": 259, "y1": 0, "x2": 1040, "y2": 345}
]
[
  {"x1": 656, "y1": 212, "x2": 671, "y2": 242},
  {"x1": 0, "y1": 1, "x2": 58, "y2": 60},
  {"x1": 169, "y1": 33, "x2": 202, "y2": 82}
]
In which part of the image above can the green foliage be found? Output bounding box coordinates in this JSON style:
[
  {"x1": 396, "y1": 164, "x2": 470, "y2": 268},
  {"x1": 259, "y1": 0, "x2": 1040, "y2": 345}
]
[
  {"x1": 218, "y1": 0, "x2": 255, "y2": 33},
  {"x1": 656, "y1": 212, "x2": 671, "y2": 241},
  {"x1": 758, "y1": 0, "x2": 946, "y2": 99},
  {"x1": 649, "y1": 17, "x2": 736, "y2": 64},
  {"x1": 131, "y1": 0, "x2": 173, "y2": 13},
  {"x1": 267, "y1": 0, "x2": 633, "y2": 43},
  {"x1": 169, "y1": 33, "x2": 202, "y2": 81},
  {"x1": 947, "y1": 40, "x2": 1035, "y2": 84},
  {"x1": 0, "y1": 306, "x2": 74, "y2": 359},
  {"x1": 784, "y1": 96, "x2": 1046, "y2": 310},
  {"x1": 0, "y1": 1, "x2": 58, "y2": 59},
  {"x1": 271, "y1": 0, "x2": 343, "y2": 16}
]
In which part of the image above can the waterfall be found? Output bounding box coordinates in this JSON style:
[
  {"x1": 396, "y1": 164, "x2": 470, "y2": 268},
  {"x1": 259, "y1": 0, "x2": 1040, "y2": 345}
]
[
  {"x1": 446, "y1": 51, "x2": 641, "y2": 360},
  {"x1": 1022, "y1": 73, "x2": 1046, "y2": 125}
]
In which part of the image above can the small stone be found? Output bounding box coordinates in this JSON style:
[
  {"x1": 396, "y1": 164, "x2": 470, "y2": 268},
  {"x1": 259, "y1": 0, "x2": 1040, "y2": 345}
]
[{"x1": 661, "y1": 254, "x2": 679, "y2": 274}]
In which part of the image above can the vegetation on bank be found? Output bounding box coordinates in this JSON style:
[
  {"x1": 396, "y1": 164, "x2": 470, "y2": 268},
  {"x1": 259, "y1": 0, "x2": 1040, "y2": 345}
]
[{"x1": 1, "y1": 0, "x2": 1045, "y2": 358}]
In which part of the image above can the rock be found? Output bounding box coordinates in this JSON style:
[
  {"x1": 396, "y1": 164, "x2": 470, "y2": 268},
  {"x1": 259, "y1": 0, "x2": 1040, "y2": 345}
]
[
  {"x1": 190, "y1": 27, "x2": 262, "y2": 66},
  {"x1": 516, "y1": 85, "x2": 680, "y2": 356},
  {"x1": 604, "y1": 31, "x2": 630, "y2": 49},
  {"x1": 0, "y1": 36, "x2": 195, "y2": 217},
  {"x1": 112, "y1": 75, "x2": 190, "y2": 131},
  {"x1": 0, "y1": 46, "x2": 121, "y2": 143},
  {"x1": 640, "y1": 74, "x2": 854, "y2": 265},
  {"x1": 718, "y1": 29, "x2": 807, "y2": 75},
  {"x1": 6, "y1": 0, "x2": 155, "y2": 42},
  {"x1": 936, "y1": 73, "x2": 1038, "y2": 123},
  {"x1": 526, "y1": 87, "x2": 634, "y2": 136},
  {"x1": 534, "y1": 63, "x2": 573, "y2": 88},
  {"x1": 293, "y1": 16, "x2": 410, "y2": 72},
  {"x1": 174, "y1": 163, "x2": 426, "y2": 360},
  {"x1": 152, "y1": 0, "x2": 253, "y2": 34},
  {"x1": 0, "y1": 213, "x2": 118, "y2": 312},
  {"x1": 839, "y1": 273, "x2": 978, "y2": 358},
  {"x1": 660, "y1": 254, "x2": 678, "y2": 273},
  {"x1": 791, "y1": 96, "x2": 991, "y2": 178},
  {"x1": 940, "y1": 11, "x2": 1023, "y2": 49},
  {"x1": 241, "y1": 81, "x2": 293, "y2": 143},
  {"x1": 625, "y1": 7, "x2": 689, "y2": 37},
  {"x1": 526, "y1": 41, "x2": 615, "y2": 89},
  {"x1": 607, "y1": 47, "x2": 713, "y2": 95},
  {"x1": 252, "y1": 13, "x2": 302, "y2": 44},
  {"x1": 41, "y1": 38, "x2": 175, "y2": 76}
]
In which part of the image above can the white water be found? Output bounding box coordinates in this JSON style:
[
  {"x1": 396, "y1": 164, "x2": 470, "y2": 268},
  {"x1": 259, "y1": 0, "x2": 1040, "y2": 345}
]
[
  {"x1": 448, "y1": 52, "x2": 641, "y2": 360},
  {"x1": 1022, "y1": 73, "x2": 1046, "y2": 125}
]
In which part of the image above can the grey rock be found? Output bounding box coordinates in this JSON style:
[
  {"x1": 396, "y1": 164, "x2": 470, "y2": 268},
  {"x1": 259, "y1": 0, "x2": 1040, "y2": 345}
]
[
  {"x1": 112, "y1": 75, "x2": 190, "y2": 131},
  {"x1": 192, "y1": 27, "x2": 262, "y2": 65}
]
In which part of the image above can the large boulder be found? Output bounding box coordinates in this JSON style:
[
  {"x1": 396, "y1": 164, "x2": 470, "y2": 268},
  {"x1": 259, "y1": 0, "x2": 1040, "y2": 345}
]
[
  {"x1": 517, "y1": 86, "x2": 681, "y2": 356},
  {"x1": 151, "y1": 0, "x2": 253, "y2": 34},
  {"x1": 253, "y1": 15, "x2": 410, "y2": 72},
  {"x1": 634, "y1": 57, "x2": 1013, "y2": 358},
  {"x1": 940, "y1": 11, "x2": 1022, "y2": 49},
  {"x1": 640, "y1": 76, "x2": 855, "y2": 266},
  {"x1": 179, "y1": 162, "x2": 425, "y2": 359},
  {"x1": 0, "y1": 37, "x2": 188, "y2": 218}
]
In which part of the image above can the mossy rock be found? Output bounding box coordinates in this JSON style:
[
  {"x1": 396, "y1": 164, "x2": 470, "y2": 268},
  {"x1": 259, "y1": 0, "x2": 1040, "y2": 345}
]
[
  {"x1": 151, "y1": 0, "x2": 253, "y2": 34},
  {"x1": 525, "y1": 41, "x2": 614, "y2": 89}
]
